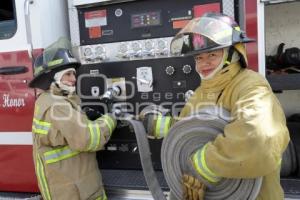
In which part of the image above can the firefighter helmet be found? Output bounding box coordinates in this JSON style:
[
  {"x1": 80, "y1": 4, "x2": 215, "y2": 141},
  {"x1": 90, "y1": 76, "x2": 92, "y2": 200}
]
[
  {"x1": 170, "y1": 12, "x2": 254, "y2": 67},
  {"x1": 29, "y1": 38, "x2": 80, "y2": 90}
]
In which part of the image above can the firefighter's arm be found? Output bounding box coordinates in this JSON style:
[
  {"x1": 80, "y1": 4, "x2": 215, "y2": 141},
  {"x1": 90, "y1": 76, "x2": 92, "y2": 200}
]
[
  {"x1": 141, "y1": 113, "x2": 174, "y2": 139},
  {"x1": 49, "y1": 102, "x2": 116, "y2": 152},
  {"x1": 191, "y1": 85, "x2": 289, "y2": 180}
]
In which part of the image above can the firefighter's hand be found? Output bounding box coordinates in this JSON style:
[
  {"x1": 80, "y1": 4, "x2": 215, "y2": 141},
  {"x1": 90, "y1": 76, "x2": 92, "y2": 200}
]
[
  {"x1": 139, "y1": 105, "x2": 171, "y2": 139},
  {"x1": 140, "y1": 113, "x2": 158, "y2": 138},
  {"x1": 182, "y1": 173, "x2": 206, "y2": 200},
  {"x1": 83, "y1": 107, "x2": 102, "y2": 121}
]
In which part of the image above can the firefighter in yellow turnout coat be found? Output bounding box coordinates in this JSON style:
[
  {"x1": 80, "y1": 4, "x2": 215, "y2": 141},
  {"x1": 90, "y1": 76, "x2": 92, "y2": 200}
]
[
  {"x1": 143, "y1": 13, "x2": 290, "y2": 200},
  {"x1": 29, "y1": 45, "x2": 116, "y2": 200}
]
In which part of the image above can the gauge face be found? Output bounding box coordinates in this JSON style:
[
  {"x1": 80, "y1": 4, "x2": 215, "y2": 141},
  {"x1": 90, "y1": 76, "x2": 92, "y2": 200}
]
[
  {"x1": 132, "y1": 41, "x2": 141, "y2": 52},
  {"x1": 95, "y1": 46, "x2": 105, "y2": 55},
  {"x1": 119, "y1": 43, "x2": 128, "y2": 54},
  {"x1": 144, "y1": 40, "x2": 153, "y2": 51},
  {"x1": 157, "y1": 39, "x2": 166, "y2": 50},
  {"x1": 83, "y1": 47, "x2": 93, "y2": 57}
]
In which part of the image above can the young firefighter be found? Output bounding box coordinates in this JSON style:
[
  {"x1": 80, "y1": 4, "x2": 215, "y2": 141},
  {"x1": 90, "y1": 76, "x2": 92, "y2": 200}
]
[
  {"x1": 142, "y1": 13, "x2": 290, "y2": 200},
  {"x1": 29, "y1": 40, "x2": 116, "y2": 200}
]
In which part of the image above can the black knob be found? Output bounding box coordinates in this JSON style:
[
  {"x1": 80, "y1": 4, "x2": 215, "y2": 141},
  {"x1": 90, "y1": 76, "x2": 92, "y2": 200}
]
[
  {"x1": 182, "y1": 64, "x2": 192, "y2": 74},
  {"x1": 165, "y1": 66, "x2": 175, "y2": 76}
]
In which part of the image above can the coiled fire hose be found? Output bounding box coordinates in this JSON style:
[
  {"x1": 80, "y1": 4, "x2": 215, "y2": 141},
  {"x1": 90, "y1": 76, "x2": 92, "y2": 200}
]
[
  {"x1": 119, "y1": 105, "x2": 263, "y2": 200},
  {"x1": 161, "y1": 106, "x2": 263, "y2": 200},
  {"x1": 281, "y1": 140, "x2": 297, "y2": 177}
]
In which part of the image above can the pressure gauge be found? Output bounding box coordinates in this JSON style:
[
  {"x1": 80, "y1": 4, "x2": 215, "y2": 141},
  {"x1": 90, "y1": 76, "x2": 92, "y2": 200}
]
[
  {"x1": 119, "y1": 43, "x2": 128, "y2": 54},
  {"x1": 156, "y1": 39, "x2": 168, "y2": 55},
  {"x1": 82, "y1": 46, "x2": 93, "y2": 61},
  {"x1": 143, "y1": 40, "x2": 154, "y2": 57},
  {"x1": 132, "y1": 41, "x2": 141, "y2": 52},
  {"x1": 157, "y1": 39, "x2": 167, "y2": 50},
  {"x1": 144, "y1": 40, "x2": 154, "y2": 51},
  {"x1": 83, "y1": 47, "x2": 92, "y2": 57},
  {"x1": 131, "y1": 41, "x2": 142, "y2": 57},
  {"x1": 95, "y1": 45, "x2": 106, "y2": 60},
  {"x1": 95, "y1": 45, "x2": 105, "y2": 55}
]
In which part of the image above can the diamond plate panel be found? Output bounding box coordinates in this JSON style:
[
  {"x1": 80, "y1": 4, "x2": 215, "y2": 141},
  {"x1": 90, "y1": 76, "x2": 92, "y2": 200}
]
[
  {"x1": 222, "y1": 0, "x2": 235, "y2": 17},
  {"x1": 102, "y1": 169, "x2": 169, "y2": 190},
  {"x1": 68, "y1": 0, "x2": 81, "y2": 47}
]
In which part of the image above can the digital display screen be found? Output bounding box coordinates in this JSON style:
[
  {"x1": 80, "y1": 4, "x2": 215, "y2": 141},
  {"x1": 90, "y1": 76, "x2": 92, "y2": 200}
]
[{"x1": 131, "y1": 11, "x2": 161, "y2": 28}]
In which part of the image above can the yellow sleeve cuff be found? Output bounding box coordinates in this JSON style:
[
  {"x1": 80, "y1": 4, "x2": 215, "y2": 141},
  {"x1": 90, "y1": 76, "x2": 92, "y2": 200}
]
[{"x1": 191, "y1": 144, "x2": 221, "y2": 183}]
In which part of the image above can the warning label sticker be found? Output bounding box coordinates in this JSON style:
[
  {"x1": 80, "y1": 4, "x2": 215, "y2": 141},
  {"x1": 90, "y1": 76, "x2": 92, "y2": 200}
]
[
  {"x1": 84, "y1": 10, "x2": 107, "y2": 28},
  {"x1": 88, "y1": 27, "x2": 102, "y2": 39}
]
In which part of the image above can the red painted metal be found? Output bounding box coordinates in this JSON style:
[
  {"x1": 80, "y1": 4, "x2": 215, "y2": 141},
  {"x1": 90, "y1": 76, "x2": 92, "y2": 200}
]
[
  {"x1": 245, "y1": 0, "x2": 259, "y2": 72},
  {"x1": 0, "y1": 49, "x2": 42, "y2": 192},
  {"x1": 0, "y1": 50, "x2": 35, "y2": 131},
  {"x1": 0, "y1": 145, "x2": 39, "y2": 192}
]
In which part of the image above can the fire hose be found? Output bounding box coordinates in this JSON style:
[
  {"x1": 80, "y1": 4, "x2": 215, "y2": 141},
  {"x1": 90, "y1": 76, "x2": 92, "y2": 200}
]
[
  {"x1": 161, "y1": 106, "x2": 262, "y2": 200},
  {"x1": 124, "y1": 118, "x2": 167, "y2": 200},
  {"x1": 116, "y1": 105, "x2": 262, "y2": 200}
]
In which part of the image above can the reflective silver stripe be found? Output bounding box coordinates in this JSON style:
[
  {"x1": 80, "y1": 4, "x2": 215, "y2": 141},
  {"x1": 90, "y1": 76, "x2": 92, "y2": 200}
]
[
  {"x1": 101, "y1": 115, "x2": 115, "y2": 135},
  {"x1": 32, "y1": 118, "x2": 51, "y2": 135},
  {"x1": 155, "y1": 115, "x2": 162, "y2": 138},
  {"x1": 155, "y1": 116, "x2": 171, "y2": 138},
  {"x1": 96, "y1": 193, "x2": 107, "y2": 200},
  {"x1": 36, "y1": 154, "x2": 51, "y2": 200},
  {"x1": 159, "y1": 116, "x2": 167, "y2": 138},
  {"x1": 87, "y1": 121, "x2": 101, "y2": 151},
  {"x1": 44, "y1": 146, "x2": 80, "y2": 164},
  {"x1": 193, "y1": 145, "x2": 221, "y2": 183}
]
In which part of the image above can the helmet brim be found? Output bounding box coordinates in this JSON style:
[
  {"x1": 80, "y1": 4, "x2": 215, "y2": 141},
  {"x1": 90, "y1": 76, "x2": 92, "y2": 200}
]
[{"x1": 29, "y1": 62, "x2": 80, "y2": 90}]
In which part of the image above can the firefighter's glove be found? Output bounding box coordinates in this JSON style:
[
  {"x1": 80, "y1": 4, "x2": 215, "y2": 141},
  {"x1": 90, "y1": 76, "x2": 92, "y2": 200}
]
[
  {"x1": 83, "y1": 107, "x2": 102, "y2": 121},
  {"x1": 140, "y1": 113, "x2": 172, "y2": 139},
  {"x1": 182, "y1": 174, "x2": 206, "y2": 200},
  {"x1": 141, "y1": 113, "x2": 157, "y2": 138}
]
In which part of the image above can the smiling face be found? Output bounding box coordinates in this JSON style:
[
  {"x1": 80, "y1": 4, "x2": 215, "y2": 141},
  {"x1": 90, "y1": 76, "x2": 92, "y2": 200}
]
[
  {"x1": 60, "y1": 70, "x2": 76, "y2": 87},
  {"x1": 194, "y1": 49, "x2": 224, "y2": 77}
]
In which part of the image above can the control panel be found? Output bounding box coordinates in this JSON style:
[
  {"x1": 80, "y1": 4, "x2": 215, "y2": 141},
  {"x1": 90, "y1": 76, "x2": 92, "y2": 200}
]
[{"x1": 74, "y1": 0, "x2": 223, "y2": 170}]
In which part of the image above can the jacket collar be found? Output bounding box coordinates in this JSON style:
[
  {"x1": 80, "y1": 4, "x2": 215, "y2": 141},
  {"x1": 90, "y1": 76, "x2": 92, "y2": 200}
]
[
  {"x1": 200, "y1": 62, "x2": 242, "y2": 92},
  {"x1": 48, "y1": 83, "x2": 80, "y2": 108},
  {"x1": 49, "y1": 83, "x2": 66, "y2": 97}
]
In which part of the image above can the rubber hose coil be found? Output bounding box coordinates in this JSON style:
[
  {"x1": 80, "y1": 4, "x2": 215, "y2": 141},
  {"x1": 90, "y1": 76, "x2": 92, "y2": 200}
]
[{"x1": 161, "y1": 106, "x2": 262, "y2": 200}]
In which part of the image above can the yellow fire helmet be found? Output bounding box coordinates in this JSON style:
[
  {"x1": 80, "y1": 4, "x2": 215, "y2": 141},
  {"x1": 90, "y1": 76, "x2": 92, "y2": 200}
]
[
  {"x1": 29, "y1": 37, "x2": 80, "y2": 90},
  {"x1": 170, "y1": 12, "x2": 254, "y2": 68}
]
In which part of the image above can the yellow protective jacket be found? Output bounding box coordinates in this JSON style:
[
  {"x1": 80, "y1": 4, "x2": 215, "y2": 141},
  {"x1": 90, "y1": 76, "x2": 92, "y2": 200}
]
[
  {"x1": 32, "y1": 84, "x2": 116, "y2": 200},
  {"x1": 179, "y1": 62, "x2": 290, "y2": 200}
]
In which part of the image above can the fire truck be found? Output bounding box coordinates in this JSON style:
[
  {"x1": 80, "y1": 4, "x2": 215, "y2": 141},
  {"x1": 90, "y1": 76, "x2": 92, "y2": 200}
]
[{"x1": 0, "y1": 0, "x2": 300, "y2": 199}]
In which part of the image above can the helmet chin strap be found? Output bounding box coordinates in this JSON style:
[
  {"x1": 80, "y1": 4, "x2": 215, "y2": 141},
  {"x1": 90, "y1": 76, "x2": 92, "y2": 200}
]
[{"x1": 56, "y1": 82, "x2": 76, "y2": 95}]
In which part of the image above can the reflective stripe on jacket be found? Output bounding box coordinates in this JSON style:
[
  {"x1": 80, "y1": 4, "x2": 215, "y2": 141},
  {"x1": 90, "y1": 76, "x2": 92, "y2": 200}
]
[
  {"x1": 155, "y1": 115, "x2": 172, "y2": 138},
  {"x1": 32, "y1": 84, "x2": 116, "y2": 200}
]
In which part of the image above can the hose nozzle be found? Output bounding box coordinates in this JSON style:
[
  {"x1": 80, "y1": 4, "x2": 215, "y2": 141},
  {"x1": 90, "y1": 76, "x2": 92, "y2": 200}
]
[{"x1": 101, "y1": 86, "x2": 121, "y2": 100}]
